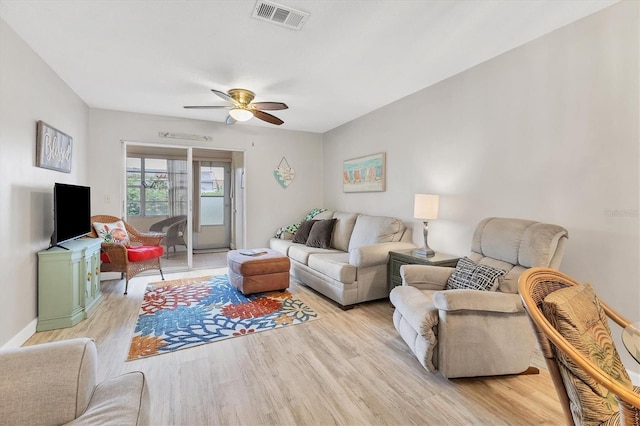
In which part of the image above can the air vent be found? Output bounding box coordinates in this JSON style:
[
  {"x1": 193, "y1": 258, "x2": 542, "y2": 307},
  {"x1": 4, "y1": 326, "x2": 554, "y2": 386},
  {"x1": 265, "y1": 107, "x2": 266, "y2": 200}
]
[{"x1": 252, "y1": 0, "x2": 309, "y2": 30}]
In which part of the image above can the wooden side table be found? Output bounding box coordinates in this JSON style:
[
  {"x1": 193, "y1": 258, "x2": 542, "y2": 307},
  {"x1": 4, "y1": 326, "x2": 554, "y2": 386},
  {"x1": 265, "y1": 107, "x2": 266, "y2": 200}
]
[{"x1": 388, "y1": 249, "x2": 460, "y2": 292}]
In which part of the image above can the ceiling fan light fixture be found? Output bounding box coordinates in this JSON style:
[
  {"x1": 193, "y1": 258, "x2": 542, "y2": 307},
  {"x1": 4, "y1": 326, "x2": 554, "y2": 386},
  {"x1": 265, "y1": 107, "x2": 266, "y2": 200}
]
[{"x1": 229, "y1": 107, "x2": 253, "y2": 122}]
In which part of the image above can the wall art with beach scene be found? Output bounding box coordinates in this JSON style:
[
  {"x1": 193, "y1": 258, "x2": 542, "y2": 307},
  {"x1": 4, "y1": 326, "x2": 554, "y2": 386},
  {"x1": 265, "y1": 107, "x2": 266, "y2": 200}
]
[{"x1": 343, "y1": 152, "x2": 386, "y2": 193}]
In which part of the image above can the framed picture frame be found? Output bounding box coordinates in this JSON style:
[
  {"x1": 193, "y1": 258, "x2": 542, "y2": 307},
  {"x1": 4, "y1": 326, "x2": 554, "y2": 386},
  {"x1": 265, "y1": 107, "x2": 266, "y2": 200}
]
[
  {"x1": 343, "y1": 152, "x2": 386, "y2": 193},
  {"x1": 36, "y1": 121, "x2": 73, "y2": 173}
]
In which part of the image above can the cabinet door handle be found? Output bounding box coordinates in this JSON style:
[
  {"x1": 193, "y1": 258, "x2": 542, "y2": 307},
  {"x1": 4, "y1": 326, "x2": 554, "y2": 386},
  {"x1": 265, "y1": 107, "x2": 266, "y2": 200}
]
[{"x1": 87, "y1": 272, "x2": 92, "y2": 282}]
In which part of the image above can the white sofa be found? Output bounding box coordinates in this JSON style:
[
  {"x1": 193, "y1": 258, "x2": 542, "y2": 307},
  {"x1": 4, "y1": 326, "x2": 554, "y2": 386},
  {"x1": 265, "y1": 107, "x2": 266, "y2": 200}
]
[{"x1": 270, "y1": 210, "x2": 415, "y2": 309}]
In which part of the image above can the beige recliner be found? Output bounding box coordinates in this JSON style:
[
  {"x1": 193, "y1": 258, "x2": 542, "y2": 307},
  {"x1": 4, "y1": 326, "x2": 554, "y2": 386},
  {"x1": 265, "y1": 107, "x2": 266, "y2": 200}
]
[
  {"x1": 0, "y1": 338, "x2": 150, "y2": 425},
  {"x1": 390, "y1": 217, "x2": 568, "y2": 379}
]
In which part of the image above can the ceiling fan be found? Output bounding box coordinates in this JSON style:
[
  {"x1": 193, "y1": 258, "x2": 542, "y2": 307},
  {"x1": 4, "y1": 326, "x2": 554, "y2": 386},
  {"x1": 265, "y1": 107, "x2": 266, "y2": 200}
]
[{"x1": 184, "y1": 88, "x2": 288, "y2": 125}]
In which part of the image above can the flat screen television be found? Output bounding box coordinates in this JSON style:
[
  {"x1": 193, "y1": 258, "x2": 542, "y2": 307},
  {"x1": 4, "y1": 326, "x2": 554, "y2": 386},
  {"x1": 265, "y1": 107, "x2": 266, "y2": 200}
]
[{"x1": 50, "y1": 183, "x2": 91, "y2": 248}]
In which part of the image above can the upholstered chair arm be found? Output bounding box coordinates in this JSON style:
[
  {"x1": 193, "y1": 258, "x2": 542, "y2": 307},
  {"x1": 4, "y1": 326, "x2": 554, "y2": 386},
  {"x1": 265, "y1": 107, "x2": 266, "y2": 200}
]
[
  {"x1": 69, "y1": 372, "x2": 150, "y2": 425},
  {"x1": 349, "y1": 242, "x2": 416, "y2": 267},
  {"x1": 101, "y1": 243, "x2": 129, "y2": 266},
  {"x1": 400, "y1": 265, "x2": 453, "y2": 291},
  {"x1": 433, "y1": 290, "x2": 525, "y2": 314},
  {"x1": 0, "y1": 338, "x2": 97, "y2": 425}
]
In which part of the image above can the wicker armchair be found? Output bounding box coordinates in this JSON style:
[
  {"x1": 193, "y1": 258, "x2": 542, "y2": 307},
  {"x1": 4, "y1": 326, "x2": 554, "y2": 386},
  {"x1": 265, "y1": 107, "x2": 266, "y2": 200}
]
[
  {"x1": 149, "y1": 215, "x2": 187, "y2": 258},
  {"x1": 90, "y1": 215, "x2": 165, "y2": 294},
  {"x1": 519, "y1": 268, "x2": 640, "y2": 426}
]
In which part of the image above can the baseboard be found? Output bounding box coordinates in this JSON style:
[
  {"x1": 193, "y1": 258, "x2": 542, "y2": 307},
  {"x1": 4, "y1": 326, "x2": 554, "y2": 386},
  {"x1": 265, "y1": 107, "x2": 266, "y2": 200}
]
[
  {"x1": 1, "y1": 318, "x2": 37, "y2": 350},
  {"x1": 193, "y1": 248, "x2": 230, "y2": 254}
]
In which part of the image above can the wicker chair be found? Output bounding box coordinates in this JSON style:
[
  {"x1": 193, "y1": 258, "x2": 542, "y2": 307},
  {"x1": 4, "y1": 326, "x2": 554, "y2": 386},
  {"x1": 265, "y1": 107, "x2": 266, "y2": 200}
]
[
  {"x1": 519, "y1": 267, "x2": 640, "y2": 426},
  {"x1": 90, "y1": 215, "x2": 165, "y2": 294},
  {"x1": 149, "y1": 215, "x2": 187, "y2": 258}
]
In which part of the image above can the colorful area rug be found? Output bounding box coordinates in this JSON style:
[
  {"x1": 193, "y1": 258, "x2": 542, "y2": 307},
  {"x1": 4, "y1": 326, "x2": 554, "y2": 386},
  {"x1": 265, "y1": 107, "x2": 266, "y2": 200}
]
[{"x1": 127, "y1": 274, "x2": 319, "y2": 360}]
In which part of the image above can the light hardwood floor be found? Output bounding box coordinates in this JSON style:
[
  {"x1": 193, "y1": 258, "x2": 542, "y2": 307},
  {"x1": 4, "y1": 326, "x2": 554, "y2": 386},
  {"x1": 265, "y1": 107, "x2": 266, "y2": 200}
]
[{"x1": 25, "y1": 269, "x2": 565, "y2": 425}]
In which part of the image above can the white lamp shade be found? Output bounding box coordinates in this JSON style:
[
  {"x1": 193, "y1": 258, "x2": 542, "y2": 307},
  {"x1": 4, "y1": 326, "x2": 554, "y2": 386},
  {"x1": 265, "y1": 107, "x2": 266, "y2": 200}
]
[
  {"x1": 229, "y1": 108, "x2": 253, "y2": 122},
  {"x1": 414, "y1": 194, "x2": 439, "y2": 220}
]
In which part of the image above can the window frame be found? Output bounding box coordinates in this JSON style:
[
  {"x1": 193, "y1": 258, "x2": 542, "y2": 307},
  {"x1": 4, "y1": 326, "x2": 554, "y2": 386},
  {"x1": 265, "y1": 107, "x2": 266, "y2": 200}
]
[{"x1": 126, "y1": 156, "x2": 170, "y2": 218}]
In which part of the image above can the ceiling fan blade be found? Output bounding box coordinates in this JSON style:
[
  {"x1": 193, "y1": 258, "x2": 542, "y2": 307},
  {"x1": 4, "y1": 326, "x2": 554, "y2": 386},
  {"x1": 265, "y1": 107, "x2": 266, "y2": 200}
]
[
  {"x1": 253, "y1": 110, "x2": 284, "y2": 125},
  {"x1": 225, "y1": 115, "x2": 237, "y2": 125},
  {"x1": 183, "y1": 105, "x2": 229, "y2": 109},
  {"x1": 211, "y1": 89, "x2": 238, "y2": 105},
  {"x1": 250, "y1": 102, "x2": 288, "y2": 111}
]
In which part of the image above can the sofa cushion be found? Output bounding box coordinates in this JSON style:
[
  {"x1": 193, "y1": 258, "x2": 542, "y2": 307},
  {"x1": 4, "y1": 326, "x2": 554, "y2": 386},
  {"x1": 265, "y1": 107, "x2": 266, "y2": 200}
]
[
  {"x1": 471, "y1": 217, "x2": 568, "y2": 268},
  {"x1": 288, "y1": 244, "x2": 341, "y2": 265},
  {"x1": 543, "y1": 284, "x2": 632, "y2": 425},
  {"x1": 292, "y1": 220, "x2": 316, "y2": 244},
  {"x1": 312, "y1": 210, "x2": 334, "y2": 220},
  {"x1": 269, "y1": 237, "x2": 293, "y2": 256},
  {"x1": 348, "y1": 214, "x2": 404, "y2": 251},
  {"x1": 306, "y1": 219, "x2": 337, "y2": 249},
  {"x1": 93, "y1": 220, "x2": 130, "y2": 246},
  {"x1": 445, "y1": 257, "x2": 506, "y2": 291},
  {"x1": 307, "y1": 252, "x2": 356, "y2": 284},
  {"x1": 331, "y1": 212, "x2": 359, "y2": 251}
]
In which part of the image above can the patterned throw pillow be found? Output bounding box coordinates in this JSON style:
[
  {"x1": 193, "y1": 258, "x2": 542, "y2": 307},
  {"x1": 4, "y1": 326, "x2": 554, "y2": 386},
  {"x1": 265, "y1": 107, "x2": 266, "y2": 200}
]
[
  {"x1": 303, "y1": 208, "x2": 328, "y2": 222},
  {"x1": 274, "y1": 208, "x2": 328, "y2": 239},
  {"x1": 445, "y1": 257, "x2": 505, "y2": 291},
  {"x1": 93, "y1": 220, "x2": 130, "y2": 246},
  {"x1": 542, "y1": 284, "x2": 632, "y2": 425}
]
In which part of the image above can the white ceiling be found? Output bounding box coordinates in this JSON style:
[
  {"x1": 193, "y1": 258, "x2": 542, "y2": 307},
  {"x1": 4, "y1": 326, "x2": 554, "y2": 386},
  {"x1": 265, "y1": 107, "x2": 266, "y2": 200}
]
[{"x1": 0, "y1": 0, "x2": 619, "y2": 134}]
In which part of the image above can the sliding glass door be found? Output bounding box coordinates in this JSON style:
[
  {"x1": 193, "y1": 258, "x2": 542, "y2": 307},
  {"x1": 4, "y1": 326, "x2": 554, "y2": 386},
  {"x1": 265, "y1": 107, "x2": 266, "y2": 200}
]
[
  {"x1": 125, "y1": 146, "x2": 190, "y2": 270},
  {"x1": 122, "y1": 143, "x2": 242, "y2": 272},
  {"x1": 193, "y1": 161, "x2": 231, "y2": 250}
]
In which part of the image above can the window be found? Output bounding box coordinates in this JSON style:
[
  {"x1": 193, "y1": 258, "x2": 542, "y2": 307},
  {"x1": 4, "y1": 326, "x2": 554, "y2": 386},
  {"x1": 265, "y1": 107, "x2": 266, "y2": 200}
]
[
  {"x1": 127, "y1": 157, "x2": 186, "y2": 217},
  {"x1": 199, "y1": 163, "x2": 225, "y2": 225}
]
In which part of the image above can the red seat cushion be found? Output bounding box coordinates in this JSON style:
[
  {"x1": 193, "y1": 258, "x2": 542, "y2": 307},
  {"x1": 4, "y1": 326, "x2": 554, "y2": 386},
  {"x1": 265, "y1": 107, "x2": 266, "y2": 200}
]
[
  {"x1": 100, "y1": 246, "x2": 164, "y2": 263},
  {"x1": 128, "y1": 245, "x2": 164, "y2": 261}
]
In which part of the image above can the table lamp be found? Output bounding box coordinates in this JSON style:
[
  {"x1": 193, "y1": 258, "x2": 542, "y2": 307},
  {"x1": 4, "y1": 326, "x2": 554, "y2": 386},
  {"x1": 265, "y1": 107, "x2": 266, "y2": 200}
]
[{"x1": 414, "y1": 194, "x2": 439, "y2": 257}]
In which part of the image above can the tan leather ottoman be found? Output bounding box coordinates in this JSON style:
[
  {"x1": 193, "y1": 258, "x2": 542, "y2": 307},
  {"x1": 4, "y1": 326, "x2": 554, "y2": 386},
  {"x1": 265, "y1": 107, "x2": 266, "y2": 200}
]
[{"x1": 227, "y1": 248, "x2": 290, "y2": 295}]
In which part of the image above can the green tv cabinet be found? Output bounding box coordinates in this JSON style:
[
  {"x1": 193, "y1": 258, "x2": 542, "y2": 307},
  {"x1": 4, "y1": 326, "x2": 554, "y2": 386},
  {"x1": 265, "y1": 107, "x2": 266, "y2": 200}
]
[{"x1": 37, "y1": 238, "x2": 103, "y2": 331}]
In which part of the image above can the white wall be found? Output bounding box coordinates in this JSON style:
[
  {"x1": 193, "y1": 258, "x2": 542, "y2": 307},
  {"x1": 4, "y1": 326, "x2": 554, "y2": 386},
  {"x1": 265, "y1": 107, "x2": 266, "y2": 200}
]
[
  {"x1": 0, "y1": 19, "x2": 323, "y2": 348},
  {"x1": 88, "y1": 109, "x2": 323, "y2": 250},
  {"x1": 323, "y1": 1, "x2": 639, "y2": 372},
  {"x1": 0, "y1": 19, "x2": 90, "y2": 347}
]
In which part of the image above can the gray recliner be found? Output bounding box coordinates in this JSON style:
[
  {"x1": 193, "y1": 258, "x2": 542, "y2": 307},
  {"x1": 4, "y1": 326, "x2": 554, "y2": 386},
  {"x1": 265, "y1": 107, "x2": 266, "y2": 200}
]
[
  {"x1": 0, "y1": 338, "x2": 150, "y2": 425},
  {"x1": 390, "y1": 217, "x2": 568, "y2": 379}
]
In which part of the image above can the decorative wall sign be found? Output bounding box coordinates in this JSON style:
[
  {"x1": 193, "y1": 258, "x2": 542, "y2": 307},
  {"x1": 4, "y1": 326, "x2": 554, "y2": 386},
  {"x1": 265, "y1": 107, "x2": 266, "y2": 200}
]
[
  {"x1": 36, "y1": 121, "x2": 73, "y2": 173},
  {"x1": 273, "y1": 156, "x2": 295, "y2": 189},
  {"x1": 343, "y1": 152, "x2": 386, "y2": 193}
]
